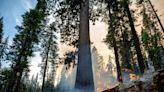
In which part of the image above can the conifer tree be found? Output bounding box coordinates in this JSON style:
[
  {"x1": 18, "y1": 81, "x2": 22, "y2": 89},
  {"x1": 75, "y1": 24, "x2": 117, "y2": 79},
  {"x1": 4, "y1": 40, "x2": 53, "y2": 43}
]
[
  {"x1": 7, "y1": 0, "x2": 47, "y2": 91},
  {"x1": 123, "y1": 0, "x2": 145, "y2": 74},
  {"x1": 138, "y1": 0, "x2": 163, "y2": 70},
  {"x1": 55, "y1": 0, "x2": 95, "y2": 90},
  {"x1": 40, "y1": 22, "x2": 58, "y2": 92},
  {"x1": 0, "y1": 17, "x2": 8, "y2": 69}
]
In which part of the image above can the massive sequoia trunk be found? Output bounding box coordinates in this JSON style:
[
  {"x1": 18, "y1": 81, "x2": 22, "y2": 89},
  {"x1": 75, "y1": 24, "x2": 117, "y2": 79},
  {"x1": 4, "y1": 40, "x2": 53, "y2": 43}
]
[
  {"x1": 75, "y1": 0, "x2": 94, "y2": 91},
  {"x1": 124, "y1": 0, "x2": 145, "y2": 74}
]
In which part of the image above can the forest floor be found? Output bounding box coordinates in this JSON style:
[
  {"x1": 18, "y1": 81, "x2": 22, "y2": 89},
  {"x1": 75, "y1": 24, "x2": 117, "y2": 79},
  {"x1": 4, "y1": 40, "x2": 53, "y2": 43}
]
[{"x1": 102, "y1": 69, "x2": 164, "y2": 92}]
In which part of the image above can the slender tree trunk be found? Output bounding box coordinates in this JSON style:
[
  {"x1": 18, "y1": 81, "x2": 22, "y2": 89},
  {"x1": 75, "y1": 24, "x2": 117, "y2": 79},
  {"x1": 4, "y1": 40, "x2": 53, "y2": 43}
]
[
  {"x1": 75, "y1": 0, "x2": 94, "y2": 91},
  {"x1": 147, "y1": 0, "x2": 164, "y2": 32},
  {"x1": 41, "y1": 34, "x2": 51, "y2": 92},
  {"x1": 41, "y1": 58, "x2": 48, "y2": 92},
  {"x1": 114, "y1": 42, "x2": 123, "y2": 83},
  {"x1": 124, "y1": 0, "x2": 145, "y2": 74},
  {"x1": 108, "y1": 1, "x2": 123, "y2": 83}
]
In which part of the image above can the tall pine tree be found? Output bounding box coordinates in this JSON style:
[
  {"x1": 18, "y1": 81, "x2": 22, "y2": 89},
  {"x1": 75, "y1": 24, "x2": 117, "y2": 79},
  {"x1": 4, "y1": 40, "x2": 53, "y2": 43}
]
[
  {"x1": 7, "y1": 0, "x2": 47, "y2": 91},
  {"x1": 40, "y1": 22, "x2": 58, "y2": 92},
  {"x1": 0, "y1": 17, "x2": 8, "y2": 69},
  {"x1": 123, "y1": 0, "x2": 145, "y2": 74}
]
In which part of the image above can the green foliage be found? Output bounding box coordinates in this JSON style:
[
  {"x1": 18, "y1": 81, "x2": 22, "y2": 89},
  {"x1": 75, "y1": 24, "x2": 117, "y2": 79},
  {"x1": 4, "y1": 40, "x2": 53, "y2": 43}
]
[
  {"x1": 103, "y1": 0, "x2": 124, "y2": 48},
  {"x1": 9, "y1": 8, "x2": 46, "y2": 65},
  {"x1": 120, "y1": 31, "x2": 133, "y2": 70},
  {"x1": 55, "y1": 0, "x2": 100, "y2": 47},
  {"x1": 64, "y1": 51, "x2": 76, "y2": 70},
  {"x1": 0, "y1": 68, "x2": 11, "y2": 91},
  {"x1": 141, "y1": 29, "x2": 150, "y2": 50},
  {"x1": 0, "y1": 17, "x2": 8, "y2": 68},
  {"x1": 40, "y1": 22, "x2": 58, "y2": 92},
  {"x1": 55, "y1": 0, "x2": 80, "y2": 47},
  {"x1": 140, "y1": 0, "x2": 163, "y2": 70},
  {"x1": 142, "y1": 29, "x2": 162, "y2": 70},
  {"x1": 7, "y1": 0, "x2": 47, "y2": 91},
  {"x1": 40, "y1": 22, "x2": 58, "y2": 63},
  {"x1": 101, "y1": 0, "x2": 146, "y2": 73},
  {"x1": 101, "y1": 0, "x2": 124, "y2": 82}
]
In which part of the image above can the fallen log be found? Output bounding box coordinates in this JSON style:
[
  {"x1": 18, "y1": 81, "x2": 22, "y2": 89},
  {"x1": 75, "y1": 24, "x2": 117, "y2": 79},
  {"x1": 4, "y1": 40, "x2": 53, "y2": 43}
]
[
  {"x1": 102, "y1": 84, "x2": 120, "y2": 92},
  {"x1": 102, "y1": 69, "x2": 164, "y2": 92}
]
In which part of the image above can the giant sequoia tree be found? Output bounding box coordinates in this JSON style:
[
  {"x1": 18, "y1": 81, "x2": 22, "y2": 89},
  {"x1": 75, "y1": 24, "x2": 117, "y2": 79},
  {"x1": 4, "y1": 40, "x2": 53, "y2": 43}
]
[
  {"x1": 55, "y1": 0, "x2": 94, "y2": 91},
  {"x1": 75, "y1": 0, "x2": 94, "y2": 91}
]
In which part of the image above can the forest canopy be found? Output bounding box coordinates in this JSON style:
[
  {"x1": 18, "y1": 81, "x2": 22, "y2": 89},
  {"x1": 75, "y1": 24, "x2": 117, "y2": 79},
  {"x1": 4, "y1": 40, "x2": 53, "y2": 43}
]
[{"x1": 0, "y1": 0, "x2": 164, "y2": 92}]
